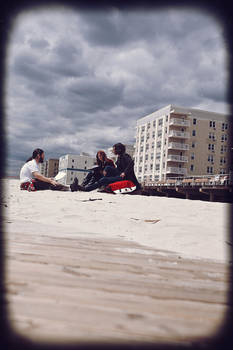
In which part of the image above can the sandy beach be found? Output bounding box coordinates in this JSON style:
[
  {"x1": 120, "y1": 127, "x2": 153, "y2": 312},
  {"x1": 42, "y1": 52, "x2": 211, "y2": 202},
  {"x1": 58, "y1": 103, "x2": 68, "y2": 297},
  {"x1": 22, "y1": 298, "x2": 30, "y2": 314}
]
[
  {"x1": 3, "y1": 179, "x2": 230, "y2": 262},
  {"x1": 2, "y1": 179, "x2": 231, "y2": 345}
]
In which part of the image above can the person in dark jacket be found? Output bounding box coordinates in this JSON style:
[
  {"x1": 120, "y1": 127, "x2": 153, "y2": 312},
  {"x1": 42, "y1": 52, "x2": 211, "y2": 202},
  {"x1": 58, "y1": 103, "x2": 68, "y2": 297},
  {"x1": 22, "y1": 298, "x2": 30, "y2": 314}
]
[
  {"x1": 112, "y1": 143, "x2": 141, "y2": 189},
  {"x1": 71, "y1": 143, "x2": 141, "y2": 192},
  {"x1": 80, "y1": 150, "x2": 115, "y2": 187}
]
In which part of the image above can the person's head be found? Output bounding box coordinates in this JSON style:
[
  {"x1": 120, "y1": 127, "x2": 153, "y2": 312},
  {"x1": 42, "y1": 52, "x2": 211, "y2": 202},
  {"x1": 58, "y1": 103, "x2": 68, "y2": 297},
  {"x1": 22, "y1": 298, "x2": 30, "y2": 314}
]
[
  {"x1": 112, "y1": 143, "x2": 125, "y2": 156},
  {"x1": 96, "y1": 150, "x2": 107, "y2": 164},
  {"x1": 32, "y1": 148, "x2": 44, "y2": 163}
]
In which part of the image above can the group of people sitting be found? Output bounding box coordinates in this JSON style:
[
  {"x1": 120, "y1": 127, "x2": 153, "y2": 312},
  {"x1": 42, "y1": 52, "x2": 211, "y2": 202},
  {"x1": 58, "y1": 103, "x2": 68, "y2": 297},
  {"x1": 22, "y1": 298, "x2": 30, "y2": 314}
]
[{"x1": 19, "y1": 143, "x2": 141, "y2": 193}]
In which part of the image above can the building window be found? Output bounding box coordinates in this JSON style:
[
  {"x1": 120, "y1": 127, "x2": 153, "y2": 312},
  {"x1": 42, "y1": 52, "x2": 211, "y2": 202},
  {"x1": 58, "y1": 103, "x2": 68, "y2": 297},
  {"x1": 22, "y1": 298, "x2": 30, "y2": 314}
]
[
  {"x1": 208, "y1": 144, "x2": 215, "y2": 151},
  {"x1": 139, "y1": 167, "x2": 142, "y2": 173},
  {"x1": 222, "y1": 123, "x2": 228, "y2": 130},
  {"x1": 145, "y1": 154, "x2": 148, "y2": 160},
  {"x1": 207, "y1": 166, "x2": 213, "y2": 174},
  {"x1": 150, "y1": 164, "x2": 153, "y2": 170},
  {"x1": 209, "y1": 121, "x2": 216, "y2": 128},
  {"x1": 144, "y1": 165, "x2": 148, "y2": 171},
  {"x1": 139, "y1": 156, "x2": 143, "y2": 163},
  {"x1": 152, "y1": 131, "x2": 155, "y2": 138},
  {"x1": 157, "y1": 130, "x2": 162, "y2": 137},
  {"x1": 140, "y1": 146, "x2": 143, "y2": 152},
  {"x1": 158, "y1": 118, "x2": 163, "y2": 126},
  {"x1": 156, "y1": 164, "x2": 160, "y2": 170},
  {"x1": 156, "y1": 152, "x2": 160, "y2": 159},
  {"x1": 191, "y1": 153, "x2": 195, "y2": 160},
  {"x1": 141, "y1": 136, "x2": 144, "y2": 142},
  {"x1": 157, "y1": 141, "x2": 161, "y2": 148},
  {"x1": 190, "y1": 165, "x2": 194, "y2": 171},
  {"x1": 192, "y1": 130, "x2": 196, "y2": 136},
  {"x1": 208, "y1": 155, "x2": 214, "y2": 163},
  {"x1": 166, "y1": 115, "x2": 168, "y2": 122},
  {"x1": 193, "y1": 118, "x2": 197, "y2": 125},
  {"x1": 220, "y1": 157, "x2": 226, "y2": 164},
  {"x1": 141, "y1": 126, "x2": 145, "y2": 132},
  {"x1": 192, "y1": 142, "x2": 195, "y2": 148},
  {"x1": 221, "y1": 134, "x2": 227, "y2": 142},
  {"x1": 209, "y1": 132, "x2": 215, "y2": 140},
  {"x1": 153, "y1": 120, "x2": 156, "y2": 127},
  {"x1": 72, "y1": 165, "x2": 74, "y2": 168},
  {"x1": 147, "y1": 122, "x2": 151, "y2": 129},
  {"x1": 151, "y1": 154, "x2": 154, "y2": 160},
  {"x1": 151, "y1": 142, "x2": 154, "y2": 149}
]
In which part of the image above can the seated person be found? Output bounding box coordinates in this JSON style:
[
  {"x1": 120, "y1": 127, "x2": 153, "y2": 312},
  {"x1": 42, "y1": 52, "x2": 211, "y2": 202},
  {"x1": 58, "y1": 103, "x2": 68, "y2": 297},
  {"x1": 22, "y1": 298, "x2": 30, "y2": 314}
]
[
  {"x1": 81, "y1": 150, "x2": 115, "y2": 187},
  {"x1": 71, "y1": 143, "x2": 141, "y2": 192},
  {"x1": 20, "y1": 148, "x2": 69, "y2": 191}
]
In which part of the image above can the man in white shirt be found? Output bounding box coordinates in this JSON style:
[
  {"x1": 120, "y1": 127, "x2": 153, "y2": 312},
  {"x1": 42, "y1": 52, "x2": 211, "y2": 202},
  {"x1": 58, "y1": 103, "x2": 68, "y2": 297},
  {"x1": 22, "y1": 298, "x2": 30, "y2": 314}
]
[{"x1": 20, "y1": 148, "x2": 68, "y2": 191}]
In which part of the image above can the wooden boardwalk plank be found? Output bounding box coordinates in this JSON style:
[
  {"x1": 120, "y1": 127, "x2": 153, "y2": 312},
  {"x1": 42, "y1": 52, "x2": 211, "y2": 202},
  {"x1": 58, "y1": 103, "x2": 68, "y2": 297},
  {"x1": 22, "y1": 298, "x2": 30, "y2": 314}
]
[{"x1": 5, "y1": 231, "x2": 230, "y2": 345}]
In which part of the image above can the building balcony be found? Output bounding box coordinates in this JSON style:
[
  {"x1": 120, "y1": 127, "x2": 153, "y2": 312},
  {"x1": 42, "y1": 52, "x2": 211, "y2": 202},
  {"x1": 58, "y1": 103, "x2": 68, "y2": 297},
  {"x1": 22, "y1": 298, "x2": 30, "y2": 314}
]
[
  {"x1": 169, "y1": 118, "x2": 190, "y2": 127},
  {"x1": 167, "y1": 155, "x2": 188, "y2": 162},
  {"x1": 166, "y1": 167, "x2": 187, "y2": 175},
  {"x1": 168, "y1": 142, "x2": 189, "y2": 150},
  {"x1": 169, "y1": 130, "x2": 190, "y2": 138}
]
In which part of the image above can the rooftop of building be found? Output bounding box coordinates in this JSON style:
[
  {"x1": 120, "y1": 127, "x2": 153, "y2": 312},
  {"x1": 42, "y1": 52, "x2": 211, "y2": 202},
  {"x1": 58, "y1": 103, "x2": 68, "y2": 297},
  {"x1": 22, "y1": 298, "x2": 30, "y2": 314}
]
[{"x1": 136, "y1": 104, "x2": 229, "y2": 125}]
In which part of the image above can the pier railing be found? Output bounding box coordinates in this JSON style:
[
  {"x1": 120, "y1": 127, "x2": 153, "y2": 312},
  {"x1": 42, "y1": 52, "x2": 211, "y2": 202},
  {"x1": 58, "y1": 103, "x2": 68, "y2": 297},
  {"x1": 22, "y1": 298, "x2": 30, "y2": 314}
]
[{"x1": 141, "y1": 174, "x2": 233, "y2": 202}]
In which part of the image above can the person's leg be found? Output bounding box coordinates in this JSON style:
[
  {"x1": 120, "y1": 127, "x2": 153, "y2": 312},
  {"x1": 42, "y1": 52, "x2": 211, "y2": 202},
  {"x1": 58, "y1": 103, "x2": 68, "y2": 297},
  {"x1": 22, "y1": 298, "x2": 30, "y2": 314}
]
[
  {"x1": 50, "y1": 183, "x2": 70, "y2": 191},
  {"x1": 81, "y1": 171, "x2": 93, "y2": 186},
  {"x1": 34, "y1": 179, "x2": 69, "y2": 191},
  {"x1": 98, "y1": 175, "x2": 123, "y2": 187},
  {"x1": 104, "y1": 166, "x2": 120, "y2": 177},
  {"x1": 33, "y1": 179, "x2": 51, "y2": 190}
]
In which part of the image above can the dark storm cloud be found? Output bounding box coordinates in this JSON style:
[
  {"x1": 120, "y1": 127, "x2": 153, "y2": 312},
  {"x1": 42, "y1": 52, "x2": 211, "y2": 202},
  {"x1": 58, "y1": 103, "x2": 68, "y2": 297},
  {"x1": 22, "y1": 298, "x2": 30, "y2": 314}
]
[
  {"x1": 68, "y1": 77, "x2": 124, "y2": 113},
  {"x1": 5, "y1": 7, "x2": 228, "y2": 176},
  {"x1": 28, "y1": 38, "x2": 50, "y2": 49}
]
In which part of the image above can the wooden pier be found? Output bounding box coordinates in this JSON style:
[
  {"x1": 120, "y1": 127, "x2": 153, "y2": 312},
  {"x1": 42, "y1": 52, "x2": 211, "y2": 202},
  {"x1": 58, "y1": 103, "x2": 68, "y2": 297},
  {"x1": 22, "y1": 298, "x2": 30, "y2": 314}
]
[{"x1": 142, "y1": 175, "x2": 233, "y2": 203}]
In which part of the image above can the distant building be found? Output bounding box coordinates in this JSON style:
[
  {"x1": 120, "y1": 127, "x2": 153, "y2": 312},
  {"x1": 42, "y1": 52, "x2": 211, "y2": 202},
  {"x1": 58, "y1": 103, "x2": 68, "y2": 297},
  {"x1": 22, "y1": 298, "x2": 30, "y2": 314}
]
[
  {"x1": 134, "y1": 105, "x2": 231, "y2": 183},
  {"x1": 56, "y1": 154, "x2": 96, "y2": 185},
  {"x1": 38, "y1": 162, "x2": 46, "y2": 176},
  {"x1": 39, "y1": 159, "x2": 59, "y2": 178}
]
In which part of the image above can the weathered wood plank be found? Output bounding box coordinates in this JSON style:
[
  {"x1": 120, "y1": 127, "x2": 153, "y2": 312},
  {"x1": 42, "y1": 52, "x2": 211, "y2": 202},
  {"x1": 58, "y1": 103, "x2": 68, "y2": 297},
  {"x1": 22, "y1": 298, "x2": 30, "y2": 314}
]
[{"x1": 5, "y1": 231, "x2": 230, "y2": 345}]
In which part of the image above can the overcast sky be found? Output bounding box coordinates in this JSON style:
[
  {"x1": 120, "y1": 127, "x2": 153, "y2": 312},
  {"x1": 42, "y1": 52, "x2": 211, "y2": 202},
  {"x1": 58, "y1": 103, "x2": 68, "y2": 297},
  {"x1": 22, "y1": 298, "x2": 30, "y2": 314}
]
[{"x1": 5, "y1": 5, "x2": 229, "y2": 176}]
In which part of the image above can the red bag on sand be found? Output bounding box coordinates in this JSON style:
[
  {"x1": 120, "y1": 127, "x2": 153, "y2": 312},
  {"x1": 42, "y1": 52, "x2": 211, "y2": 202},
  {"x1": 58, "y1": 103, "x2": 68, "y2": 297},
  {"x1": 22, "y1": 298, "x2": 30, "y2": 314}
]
[
  {"x1": 20, "y1": 180, "x2": 37, "y2": 191},
  {"x1": 106, "y1": 180, "x2": 136, "y2": 194}
]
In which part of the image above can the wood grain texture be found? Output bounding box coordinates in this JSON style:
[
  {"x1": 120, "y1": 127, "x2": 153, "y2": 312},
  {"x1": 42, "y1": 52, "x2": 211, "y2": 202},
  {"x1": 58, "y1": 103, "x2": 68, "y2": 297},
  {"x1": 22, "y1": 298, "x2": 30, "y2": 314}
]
[{"x1": 5, "y1": 231, "x2": 230, "y2": 345}]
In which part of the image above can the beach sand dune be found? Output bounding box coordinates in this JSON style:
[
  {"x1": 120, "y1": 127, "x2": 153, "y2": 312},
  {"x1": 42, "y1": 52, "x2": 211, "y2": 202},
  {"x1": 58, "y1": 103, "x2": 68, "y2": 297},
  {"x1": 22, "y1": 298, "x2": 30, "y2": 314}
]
[{"x1": 2, "y1": 179, "x2": 231, "y2": 345}]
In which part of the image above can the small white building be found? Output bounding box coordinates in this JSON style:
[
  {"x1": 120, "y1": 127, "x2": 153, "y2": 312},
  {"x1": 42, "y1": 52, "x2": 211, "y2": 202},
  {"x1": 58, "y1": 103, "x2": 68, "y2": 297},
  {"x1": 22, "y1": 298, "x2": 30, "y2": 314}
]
[{"x1": 55, "y1": 153, "x2": 96, "y2": 185}]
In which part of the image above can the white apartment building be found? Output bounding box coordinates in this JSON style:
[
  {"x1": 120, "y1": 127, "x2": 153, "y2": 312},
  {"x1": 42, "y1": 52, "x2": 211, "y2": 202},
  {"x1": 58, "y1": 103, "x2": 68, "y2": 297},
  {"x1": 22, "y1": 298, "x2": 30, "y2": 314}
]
[
  {"x1": 134, "y1": 105, "x2": 231, "y2": 183},
  {"x1": 55, "y1": 153, "x2": 96, "y2": 185}
]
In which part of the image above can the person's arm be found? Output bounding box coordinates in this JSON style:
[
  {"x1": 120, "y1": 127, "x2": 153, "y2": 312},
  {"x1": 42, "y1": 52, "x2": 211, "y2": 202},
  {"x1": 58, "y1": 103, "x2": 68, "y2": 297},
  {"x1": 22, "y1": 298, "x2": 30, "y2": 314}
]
[
  {"x1": 120, "y1": 154, "x2": 134, "y2": 178},
  {"x1": 33, "y1": 171, "x2": 58, "y2": 186}
]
